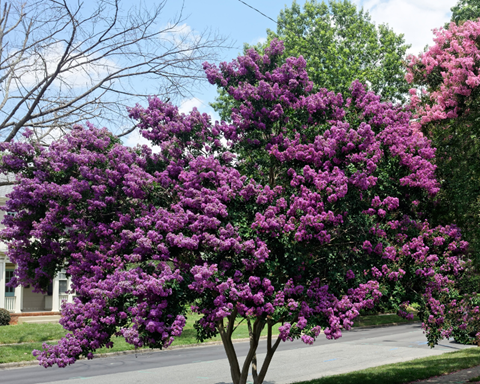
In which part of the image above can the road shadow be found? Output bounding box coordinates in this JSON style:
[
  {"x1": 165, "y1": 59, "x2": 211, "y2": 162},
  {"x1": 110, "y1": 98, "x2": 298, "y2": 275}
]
[{"x1": 215, "y1": 382, "x2": 276, "y2": 384}]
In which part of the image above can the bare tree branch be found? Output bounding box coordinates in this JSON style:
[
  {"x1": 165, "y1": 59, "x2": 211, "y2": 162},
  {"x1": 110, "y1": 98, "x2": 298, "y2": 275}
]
[
  {"x1": 0, "y1": 180, "x2": 16, "y2": 186},
  {"x1": 116, "y1": 124, "x2": 137, "y2": 138},
  {"x1": 0, "y1": 0, "x2": 231, "y2": 144}
]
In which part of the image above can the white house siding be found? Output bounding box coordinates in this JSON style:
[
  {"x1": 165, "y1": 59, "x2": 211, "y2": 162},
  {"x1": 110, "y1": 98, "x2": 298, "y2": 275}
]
[{"x1": 22, "y1": 286, "x2": 47, "y2": 312}]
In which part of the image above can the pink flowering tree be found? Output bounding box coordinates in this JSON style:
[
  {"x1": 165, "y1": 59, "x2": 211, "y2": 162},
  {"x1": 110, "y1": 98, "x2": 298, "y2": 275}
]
[
  {"x1": 0, "y1": 40, "x2": 471, "y2": 384},
  {"x1": 406, "y1": 20, "x2": 480, "y2": 344},
  {"x1": 406, "y1": 20, "x2": 480, "y2": 254}
]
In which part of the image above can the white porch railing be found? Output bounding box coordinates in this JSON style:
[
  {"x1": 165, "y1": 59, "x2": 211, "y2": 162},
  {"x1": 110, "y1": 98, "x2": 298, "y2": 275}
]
[
  {"x1": 5, "y1": 296, "x2": 15, "y2": 312},
  {"x1": 59, "y1": 294, "x2": 68, "y2": 303}
]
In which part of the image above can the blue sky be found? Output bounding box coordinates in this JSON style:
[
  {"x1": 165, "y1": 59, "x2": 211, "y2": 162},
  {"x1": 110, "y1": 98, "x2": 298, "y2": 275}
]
[{"x1": 124, "y1": 0, "x2": 457, "y2": 147}]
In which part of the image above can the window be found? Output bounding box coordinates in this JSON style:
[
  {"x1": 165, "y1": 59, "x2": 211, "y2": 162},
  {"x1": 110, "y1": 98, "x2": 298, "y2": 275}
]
[
  {"x1": 59, "y1": 269, "x2": 68, "y2": 294},
  {"x1": 5, "y1": 269, "x2": 14, "y2": 297},
  {"x1": 59, "y1": 280, "x2": 68, "y2": 294}
]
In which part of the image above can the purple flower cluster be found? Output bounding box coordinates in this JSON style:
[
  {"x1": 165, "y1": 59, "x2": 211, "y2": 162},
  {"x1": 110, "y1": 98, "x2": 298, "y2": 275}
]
[{"x1": 0, "y1": 39, "x2": 470, "y2": 368}]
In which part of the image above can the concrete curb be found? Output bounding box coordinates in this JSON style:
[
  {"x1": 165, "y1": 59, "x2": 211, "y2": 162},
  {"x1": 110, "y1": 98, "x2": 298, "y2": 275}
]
[{"x1": 0, "y1": 321, "x2": 421, "y2": 371}]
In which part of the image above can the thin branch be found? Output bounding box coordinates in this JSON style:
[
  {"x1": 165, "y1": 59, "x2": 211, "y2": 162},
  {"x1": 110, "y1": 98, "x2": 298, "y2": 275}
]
[
  {"x1": 0, "y1": 181, "x2": 17, "y2": 186},
  {"x1": 116, "y1": 125, "x2": 137, "y2": 138}
]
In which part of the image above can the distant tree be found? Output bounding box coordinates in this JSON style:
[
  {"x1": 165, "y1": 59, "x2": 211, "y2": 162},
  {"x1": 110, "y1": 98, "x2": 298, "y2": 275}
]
[
  {"x1": 0, "y1": 41, "x2": 470, "y2": 384},
  {"x1": 269, "y1": 0, "x2": 410, "y2": 100},
  {"x1": 0, "y1": 0, "x2": 227, "y2": 145},
  {"x1": 451, "y1": 0, "x2": 480, "y2": 24}
]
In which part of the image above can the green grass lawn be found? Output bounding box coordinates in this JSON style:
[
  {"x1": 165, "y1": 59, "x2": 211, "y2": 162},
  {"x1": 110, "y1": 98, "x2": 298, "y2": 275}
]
[
  {"x1": 0, "y1": 323, "x2": 66, "y2": 344},
  {"x1": 0, "y1": 339, "x2": 147, "y2": 364},
  {"x1": 294, "y1": 348, "x2": 480, "y2": 384},
  {"x1": 0, "y1": 312, "x2": 417, "y2": 364}
]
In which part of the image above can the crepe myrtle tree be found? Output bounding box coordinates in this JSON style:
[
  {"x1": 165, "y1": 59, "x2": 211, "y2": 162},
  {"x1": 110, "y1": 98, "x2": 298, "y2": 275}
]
[
  {"x1": 0, "y1": 40, "x2": 471, "y2": 384},
  {"x1": 405, "y1": 20, "x2": 480, "y2": 344},
  {"x1": 406, "y1": 20, "x2": 480, "y2": 264}
]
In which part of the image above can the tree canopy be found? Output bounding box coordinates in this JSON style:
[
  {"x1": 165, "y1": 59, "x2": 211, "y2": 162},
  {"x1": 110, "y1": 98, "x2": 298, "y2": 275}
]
[
  {"x1": 0, "y1": 41, "x2": 472, "y2": 384},
  {"x1": 267, "y1": 0, "x2": 410, "y2": 101},
  {"x1": 451, "y1": 0, "x2": 480, "y2": 24}
]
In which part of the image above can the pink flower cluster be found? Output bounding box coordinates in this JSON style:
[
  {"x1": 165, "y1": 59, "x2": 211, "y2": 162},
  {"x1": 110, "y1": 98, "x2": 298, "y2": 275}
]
[{"x1": 406, "y1": 20, "x2": 480, "y2": 126}]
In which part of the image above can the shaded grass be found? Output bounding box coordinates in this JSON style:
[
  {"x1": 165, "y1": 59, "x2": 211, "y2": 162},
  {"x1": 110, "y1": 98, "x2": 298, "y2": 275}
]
[
  {"x1": 0, "y1": 338, "x2": 143, "y2": 364},
  {"x1": 0, "y1": 343, "x2": 44, "y2": 364},
  {"x1": 170, "y1": 313, "x2": 281, "y2": 346},
  {"x1": 295, "y1": 348, "x2": 480, "y2": 384},
  {"x1": 352, "y1": 314, "x2": 419, "y2": 328},
  {"x1": 0, "y1": 313, "x2": 413, "y2": 346}
]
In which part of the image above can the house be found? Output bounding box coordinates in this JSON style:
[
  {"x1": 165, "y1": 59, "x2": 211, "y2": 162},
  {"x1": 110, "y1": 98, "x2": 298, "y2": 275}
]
[{"x1": 0, "y1": 193, "x2": 75, "y2": 324}]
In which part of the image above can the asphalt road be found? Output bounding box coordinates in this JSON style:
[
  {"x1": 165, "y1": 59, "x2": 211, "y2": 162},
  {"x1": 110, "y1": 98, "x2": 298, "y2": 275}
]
[{"x1": 0, "y1": 323, "x2": 475, "y2": 384}]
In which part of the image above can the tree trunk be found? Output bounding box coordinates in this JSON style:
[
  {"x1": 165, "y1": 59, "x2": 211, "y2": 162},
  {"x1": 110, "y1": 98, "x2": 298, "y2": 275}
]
[
  {"x1": 255, "y1": 321, "x2": 282, "y2": 384},
  {"x1": 218, "y1": 315, "x2": 281, "y2": 384},
  {"x1": 247, "y1": 318, "x2": 258, "y2": 382},
  {"x1": 217, "y1": 310, "x2": 241, "y2": 383}
]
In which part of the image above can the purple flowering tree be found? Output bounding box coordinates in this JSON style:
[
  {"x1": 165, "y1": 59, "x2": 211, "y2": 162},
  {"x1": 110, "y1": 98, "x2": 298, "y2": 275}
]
[{"x1": 0, "y1": 40, "x2": 471, "y2": 384}]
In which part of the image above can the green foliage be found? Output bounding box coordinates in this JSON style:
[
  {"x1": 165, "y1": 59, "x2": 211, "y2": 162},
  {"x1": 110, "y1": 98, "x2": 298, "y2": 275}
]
[
  {"x1": 458, "y1": 272, "x2": 480, "y2": 295},
  {"x1": 450, "y1": 272, "x2": 480, "y2": 344},
  {"x1": 421, "y1": 115, "x2": 480, "y2": 265},
  {"x1": 272, "y1": 0, "x2": 410, "y2": 99},
  {"x1": 0, "y1": 308, "x2": 11, "y2": 326},
  {"x1": 451, "y1": 0, "x2": 480, "y2": 24}
]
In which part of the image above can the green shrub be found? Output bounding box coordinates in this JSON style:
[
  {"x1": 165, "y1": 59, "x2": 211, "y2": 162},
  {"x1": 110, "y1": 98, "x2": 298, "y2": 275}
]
[
  {"x1": 451, "y1": 273, "x2": 480, "y2": 344},
  {"x1": 0, "y1": 308, "x2": 11, "y2": 326},
  {"x1": 410, "y1": 302, "x2": 421, "y2": 311},
  {"x1": 458, "y1": 273, "x2": 480, "y2": 295}
]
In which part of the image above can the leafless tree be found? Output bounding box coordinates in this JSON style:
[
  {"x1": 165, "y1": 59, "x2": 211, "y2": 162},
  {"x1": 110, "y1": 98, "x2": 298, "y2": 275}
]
[{"x1": 0, "y1": 0, "x2": 229, "y2": 144}]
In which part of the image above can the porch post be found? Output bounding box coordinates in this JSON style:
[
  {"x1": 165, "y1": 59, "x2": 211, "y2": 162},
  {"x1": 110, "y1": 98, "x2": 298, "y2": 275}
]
[
  {"x1": 14, "y1": 281, "x2": 22, "y2": 313},
  {"x1": 0, "y1": 258, "x2": 5, "y2": 309},
  {"x1": 67, "y1": 277, "x2": 73, "y2": 304},
  {"x1": 52, "y1": 275, "x2": 60, "y2": 312}
]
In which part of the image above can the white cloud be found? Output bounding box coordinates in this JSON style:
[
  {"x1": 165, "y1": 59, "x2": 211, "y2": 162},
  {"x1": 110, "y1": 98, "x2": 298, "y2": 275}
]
[
  {"x1": 161, "y1": 22, "x2": 202, "y2": 52},
  {"x1": 13, "y1": 41, "x2": 118, "y2": 90},
  {"x1": 179, "y1": 97, "x2": 221, "y2": 123},
  {"x1": 179, "y1": 97, "x2": 203, "y2": 114},
  {"x1": 164, "y1": 22, "x2": 193, "y2": 36},
  {"x1": 354, "y1": 0, "x2": 456, "y2": 55},
  {"x1": 250, "y1": 36, "x2": 267, "y2": 46},
  {"x1": 122, "y1": 127, "x2": 158, "y2": 151}
]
